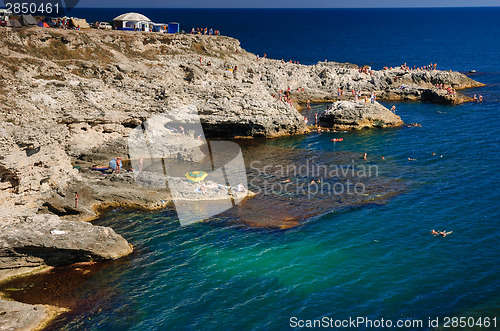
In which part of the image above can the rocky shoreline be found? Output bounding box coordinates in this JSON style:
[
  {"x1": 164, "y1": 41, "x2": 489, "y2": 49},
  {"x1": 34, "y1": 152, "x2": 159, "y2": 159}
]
[{"x1": 0, "y1": 27, "x2": 484, "y2": 329}]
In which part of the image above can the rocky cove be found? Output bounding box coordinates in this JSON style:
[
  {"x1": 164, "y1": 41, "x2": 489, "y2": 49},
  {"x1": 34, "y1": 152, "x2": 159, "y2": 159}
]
[{"x1": 0, "y1": 27, "x2": 484, "y2": 329}]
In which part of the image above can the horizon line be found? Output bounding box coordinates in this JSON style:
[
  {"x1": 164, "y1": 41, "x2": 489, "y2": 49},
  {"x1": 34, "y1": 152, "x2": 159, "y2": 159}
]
[{"x1": 71, "y1": 6, "x2": 500, "y2": 9}]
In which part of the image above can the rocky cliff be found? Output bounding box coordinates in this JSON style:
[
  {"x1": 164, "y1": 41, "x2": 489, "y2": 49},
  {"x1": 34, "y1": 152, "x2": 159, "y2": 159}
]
[
  {"x1": 0, "y1": 27, "x2": 484, "y2": 259},
  {"x1": 0, "y1": 27, "x2": 485, "y2": 330}
]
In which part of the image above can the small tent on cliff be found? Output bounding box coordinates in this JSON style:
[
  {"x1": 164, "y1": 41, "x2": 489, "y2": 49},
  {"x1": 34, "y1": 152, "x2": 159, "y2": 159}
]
[
  {"x1": 21, "y1": 14, "x2": 37, "y2": 26},
  {"x1": 6, "y1": 18, "x2": 22, "y2": 28},
  {"x1": 69, "y1": 18, "x2": 91, "y2": 29},
  {"x1": 113, "y1": 12, "x2": 152, "y2": 31}
]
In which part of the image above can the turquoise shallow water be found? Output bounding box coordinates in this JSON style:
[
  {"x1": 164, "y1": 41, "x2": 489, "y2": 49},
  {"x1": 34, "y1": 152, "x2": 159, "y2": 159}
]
[
  {"x1": 44, "y1": 89, "x2": 500, "y2": 330},
  {"x1": 36, "y1": 7, "x2": 500, "y2": 330}
]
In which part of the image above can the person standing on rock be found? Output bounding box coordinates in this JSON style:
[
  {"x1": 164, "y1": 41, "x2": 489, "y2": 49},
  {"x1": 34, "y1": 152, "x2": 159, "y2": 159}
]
[
  {"x1": 74, "y1": 192, "x2": 79, "y2": 208},
  {"x1": 315, "y1": 113, "x2": 318, "y2": 125},
  {"x1": 139, "y1": 157, "x2": 144, "y2": 173},
  {"x1": 116, "y1": 157, "x2": 121, "y2": 174},
  {"x1": 391, "y1": 105, "x2": 396, "y2": 113},
  {"x1": 307, "y1": 100, "x2": 311, "y2": 109}
]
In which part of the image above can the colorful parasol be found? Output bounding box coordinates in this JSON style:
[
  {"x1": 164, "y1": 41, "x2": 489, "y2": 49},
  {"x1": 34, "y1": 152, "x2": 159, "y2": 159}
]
[{"x1": 185, "y1": 171, "x2": 208, "y2": 182}]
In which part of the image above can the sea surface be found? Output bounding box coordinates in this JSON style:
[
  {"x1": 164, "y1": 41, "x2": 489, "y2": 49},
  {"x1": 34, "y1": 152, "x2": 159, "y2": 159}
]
[{"x1": 6, "y1": 8, "x2": 500, "y2": 330}]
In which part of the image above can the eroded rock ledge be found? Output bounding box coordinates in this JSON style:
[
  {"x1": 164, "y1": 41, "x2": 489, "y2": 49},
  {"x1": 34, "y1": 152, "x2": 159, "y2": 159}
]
[
  {"x1": 0, "y1": 214, "x2": 132, "y2": 270},
  {"x1": 319, "y1": 101, "x2": 403, "y2": 130}
]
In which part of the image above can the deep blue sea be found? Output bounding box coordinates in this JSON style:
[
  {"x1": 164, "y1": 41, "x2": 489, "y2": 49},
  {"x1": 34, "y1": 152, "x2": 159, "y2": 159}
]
[{"x1": 38, "y1": 7, "x2": 500, "y2": 330}]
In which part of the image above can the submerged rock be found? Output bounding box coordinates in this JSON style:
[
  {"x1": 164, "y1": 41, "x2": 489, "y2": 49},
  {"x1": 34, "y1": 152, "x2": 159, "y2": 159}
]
[{"x1": 319, "y1": 101, "x2": 403, "y2": 130}]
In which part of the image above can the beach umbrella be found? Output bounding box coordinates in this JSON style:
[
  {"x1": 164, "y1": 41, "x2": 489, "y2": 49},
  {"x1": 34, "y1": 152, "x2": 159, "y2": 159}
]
[
  {"x1": 109, "y1": 158, "x2": 123, "y2": 171},
  {"x1": 185, "y1": 171, "x2": 208, "y2": 183},
  {"x1": 38, "y1": 21, "x2": 49, "y2": 28}
]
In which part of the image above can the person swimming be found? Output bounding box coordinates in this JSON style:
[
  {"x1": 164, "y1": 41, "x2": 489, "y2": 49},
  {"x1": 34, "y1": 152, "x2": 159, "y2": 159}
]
[{"x1": 431, "y1": 230, "x2": 452, "y2": 237}]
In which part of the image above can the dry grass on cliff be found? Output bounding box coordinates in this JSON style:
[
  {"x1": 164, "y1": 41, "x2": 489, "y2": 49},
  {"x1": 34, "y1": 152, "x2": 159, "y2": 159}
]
[
  {"x1": 103, "y1": 34, "x2": 158, "y2": 61},
  {"x1": 0, "y1": 83, "x2": 6, "y2": 104},
  {"x1": 3, "y1": 31, "x2": 114, "y2": 64},
  {"x1": 30, "y1": 39, "x2": 114, "y2": 63},
  {"x1": 0, "y1": 55, "x2": 45, "y2": 73},
  {"x1": 33, "y1": 74, "x2": 66, "y2": 81}
]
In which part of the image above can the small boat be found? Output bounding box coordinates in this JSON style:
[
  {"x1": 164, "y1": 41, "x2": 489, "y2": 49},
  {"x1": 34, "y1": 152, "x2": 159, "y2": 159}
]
[{"x1": 469, "y1": 70, "x2": 476, "y2": 73}]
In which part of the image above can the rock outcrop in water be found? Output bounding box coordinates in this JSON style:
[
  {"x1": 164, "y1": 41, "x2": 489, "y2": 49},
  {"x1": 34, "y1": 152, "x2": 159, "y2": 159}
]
[
  {"x1": 0, "y1": 27, "x2": 486, "y2": 329},
  {"x1": 0, "y1": 297, "x2": 64, "y2": 331},
  {"x1": 319, "y1": 101, "x2": 403, "y2": 130},
  {"x1": 0, "y1": 214, "x2": 132, "y2": 270}
]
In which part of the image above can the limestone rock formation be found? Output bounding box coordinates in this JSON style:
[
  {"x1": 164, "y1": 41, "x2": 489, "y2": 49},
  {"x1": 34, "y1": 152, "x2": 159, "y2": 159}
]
[
  {"x1": 0, "y1": 214, "x2": 133, "y2": 270},
  {"x1": 0, "y1": 28, "x2": 486, "y2": 321},
  {"x1": 319, "y1": 101, "x2": 403, "y2": 130},
  {"x1": 0, "y1": 298, "x2": 64, "y2": 331},
  {"x1": 0, "y1": 27, "x2": 486, "y2": 328}
]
